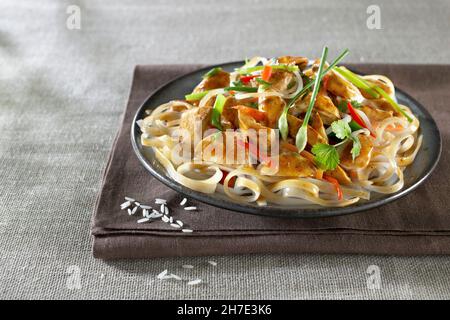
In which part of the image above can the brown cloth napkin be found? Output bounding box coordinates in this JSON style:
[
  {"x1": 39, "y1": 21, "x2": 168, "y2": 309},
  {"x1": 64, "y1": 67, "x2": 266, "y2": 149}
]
[{"x1": 92, "y1": 64, "x2": 449, "y2": 259}]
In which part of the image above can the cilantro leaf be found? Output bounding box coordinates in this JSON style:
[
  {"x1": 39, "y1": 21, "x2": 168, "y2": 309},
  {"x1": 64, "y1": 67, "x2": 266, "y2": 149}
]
[
  {"x1": 331, "y1": 120, "x2": 352, "y2": 140},
  {"x1": 350, "y1": 135, "x2": 361, "y2": 160},
  {"x1": 312, "y1": 143, "x2": 340, "y2": 171},
  {"x1": 350, "y1": 100, "x2": 362, "y2": 108}
]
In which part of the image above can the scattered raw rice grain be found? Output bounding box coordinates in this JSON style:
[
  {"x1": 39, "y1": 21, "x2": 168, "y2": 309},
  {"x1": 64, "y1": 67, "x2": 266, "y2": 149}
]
[
  {"x1": 184, "y1": 206, "x2": 197, "y2": 211},
  {"x1": 170, "y1": 223, "x2": 181, "y2": 229},
  {"x1": 140, "y1": 205, "x2": 152, "y2": 210},
  {"x1": 120, "y1": 201, "x2": 131, "y2": 209},
  {"x1": 124, "y1": 197, "x2": 135, "y2": 202},
  {"x1": 180, "y1": 198, "x2": 187, "y2": 206},
  {"x1": 155, "y1": 198, "x2": 167, "y2": 204},
  {"x1": 182, "y1": 229, "x2": 193, "y2": 233},
  {"x1": 157, "y1": 270, "x2": 168, "y2": 279},
  {"x1": 161, "y1": 215, "x2": 170, "y2": 223},
  {"x1": 137, "y1": 218, "x2": 150, "y2": 224},
  {"x1": 208, "y1": 260, "x2": 217, "y2": 266},
  {"x1": 127, "y1": 208, "x2": 133, "y2": 215},
  {"x1": 169, "y1": 274, "x2": 182, "y2": 281},
  {"x1": 164, "y1": 206, "x2": 169, "y2": 215},
  {"x1": 150, "y1": 211, "x2": 163, "y2": 218},
  {"x1": 169, "y1": 216, "x2": 173, "y2": 223},
  {"x1": 131, "y1": 206, "x2": 138, "y2": 215},
  {"x1": 182, "y1": 265, "x2": 194, "y2": 269},
  {"x1": 176, "y1": 220, "x2": 183, "y2": 227},
  {"x1": 135, "y1": 202, "x2": 141, "y2": 207},
  {"x1": 160, "y1": 204, "x2": 165, "y2": 213},
  {"x1": 142, "y1": 209, "x2": 149, "y2": 218},
  {"x1": 187, "y1": 279, "x2": 202, "y2": 286}
]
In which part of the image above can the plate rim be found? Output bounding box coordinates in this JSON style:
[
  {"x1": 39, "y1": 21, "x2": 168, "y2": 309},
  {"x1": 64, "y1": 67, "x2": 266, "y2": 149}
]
[{"x1": 131, "y1": 61, "x2": 442, "y2": 218}]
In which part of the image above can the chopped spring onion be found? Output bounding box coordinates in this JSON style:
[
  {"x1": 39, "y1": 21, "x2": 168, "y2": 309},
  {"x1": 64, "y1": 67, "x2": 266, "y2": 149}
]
[
  {"x1": 203, "y1": 67, "x2": 222, "y2": 79},
  {"x1": 278, "y1": 48, "x2": 350, "y2": 141},
  {"x1": 256, "y1": 78, "x2": 271, "y2": 89},
  {"x1": 185, "y1": 91, "x2": 209, "y2": 101},
  {"x1": 295, "y1": 46, "x2": 329, "y2": 151},
  {"x1": 211, "y1": 94, "x2": 226, "y2": 130},
  {"x1": 333, "y1": 66, "x2": 380, "y2": 99},
  {"x1": 224, "y1": 86, "x2": 258, "y2": 93},
  {"x1": 237, "y1": 64, "x2": 298, "y2": 75}
]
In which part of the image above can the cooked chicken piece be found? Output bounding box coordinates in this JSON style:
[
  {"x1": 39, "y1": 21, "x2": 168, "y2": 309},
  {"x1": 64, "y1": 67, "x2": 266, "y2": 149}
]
[
  {"x1": 340, "y1": 135, "x2": 374, "y2": 170},
  {"x1": 194, "y1": 69, "x2": 230, "y2": 92},
  {"x1": 238, "y1": 109, "x2": 267, "y2": 130},
  {"x1": 179, "y1": 104, "x2": 212, "y2": 141},
  {"x1": 220, "y1": 97, "x2": 239, "y2": 129},
  {"x1": 287, "y1": 115, "x2": 327, "y2": 146},
  {"x1": 293, "y1": 92, "x2": 340, "y2": 125},
  {"x1": 197, "y1": 132, "x2": 251, "y2": 165},
  {"x1": 277, "y1": 56, "x2": 309, "y2": 70},
  {"x1": 311, "y1": 112, "x2": 328, "y2": 143},
  {"x1": 325, "y1": 70, "x2": 361, "y2": 100},
  {"x1": 366, "y1": 98, "x2": 399, "y2": 115},
  {"x1": 269, "y1": 70, "x2": 295, "y2": 92},
  {"x1": 361, "y1": 75, "x2": 394, "y2": 98},
  {"x1": 276, "y1": 152, "x2": 316, "y2": 177},
  {"x1": 325, "y1": 165, "x2": 352, "y2": 185},
  {"x1": 220, "y1": 97, "x2": 261, "y2": 129},
  {"x1": 360, "y1": 105, "x2": 393, "y2": 125},
  {"x1": 259, "y1": 95, "x2": 286, "y2": 128}
]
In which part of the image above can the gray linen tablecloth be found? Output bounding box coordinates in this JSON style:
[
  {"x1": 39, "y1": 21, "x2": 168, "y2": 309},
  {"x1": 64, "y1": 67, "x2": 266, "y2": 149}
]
[{"x1": 1, "y1": 0, "x2": 450, "y2": 299}]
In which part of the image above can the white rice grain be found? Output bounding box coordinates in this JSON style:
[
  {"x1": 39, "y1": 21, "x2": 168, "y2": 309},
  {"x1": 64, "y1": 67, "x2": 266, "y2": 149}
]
[
  {"x1": 182, "y1": 229, "x2": 193, "y2": 233},
  {"x1": 176, "y1": 220, "x2": 183, "y2": 227},
  {"x1": 182, "y1": 265, "x2": 194, "y2": 269},
  {"x1": 120, "y1": 201, "x2": 131, "y2": 210},
  {"x1": 157, "y1": 270, "x2": 168, "y2": 279},
  {"x1": 161, "y1": 215, "x2": 170, "y2": 223},
  {"x1": 124, "y1": 197, "x2": 135, "y2": 202},
  {"x1": 180, "y1": 198, "x2": 187, "y2": 206},
  {"x1": 208, "y1": 260, "x2": 217, "y2": 266},
  {"x1": 169, "y1": 274, "x2": 182, "y2": 281},
  {"x1": 184, "y1": 206, "x2": 197, "y2": 211},
  {"x1": 137, "y1": 218, "x2": 150, "y2": 224},
  {"x1": 187, "y1": 279, "x2": 202, "y2": 286},
  {"x1": 155, "y1": 198, "x2": 167, "y2": 204},
  {"x1": 170, "y1": 223, "x2": 181, "y2": 229}
]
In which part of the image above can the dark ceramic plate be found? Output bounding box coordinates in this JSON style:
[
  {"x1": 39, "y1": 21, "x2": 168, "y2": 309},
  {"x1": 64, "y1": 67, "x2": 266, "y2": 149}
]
[{"x1": 131, "y1": 62, "x2": 441, "y2": 218}]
